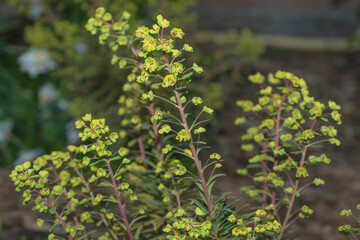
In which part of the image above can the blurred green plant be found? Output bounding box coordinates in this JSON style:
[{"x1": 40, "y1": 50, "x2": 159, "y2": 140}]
[
  {"x1": 194, "y1": 28, "x2": 265, "y2": 115},
  {"x1": 1, "y1": 0, "x2": 264, "y2": 168},
  {"x1": 0, "y1": 18, "x2": 75, "y2": 167},
  {"x1": 8, "y1": 0, "x2": 263, "y2": 119},
  {"x1": 8, "y1": 0, "x2": 264, "y2": 118},
  {"x1": 8, "y1": 0, "x2": 197, "y2": 118},
  {"x1": 348, "y1": 29, "x2": 360, "y2": 52},
  {"x1": 1, "y1": 0, "x2": 199, "y2": 166}
]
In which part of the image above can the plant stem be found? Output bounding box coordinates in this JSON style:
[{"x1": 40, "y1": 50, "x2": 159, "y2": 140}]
[
  {"x1": 35, "y1": 189, "x2": 73, "y2": 240},
  {"x1": 278, "y1": 118, "x2": 317, "y2": 239},
  {"x1": 137, "y1": 131, "x2": 146, "y2": 159},
  {"x1": 131, "y1": 46, "x2": 162, "y2": 162},
  {"x1": 148, "y1": 93, "x2": 183, "y2": 210},
  {"x1": 50, "y1": 166, "x2": 81, "y2": 235},
  {"x1": 130, "y1": 46, "x2": 182, "y2": 209},
  {"x1": 131, "y1": 47, "x2": 143, "y2": 69},
  {"x1": 278, "y1": 145, "x2": 307, "y2": 240},
  {"x1": 73, "y1": 166, "x2": 118, "y2": 240},
  {"x1": 104, "y1": 158, "x2": 134, "y2": 240},
  {"x1": 148, "y1": 96, "x2": 182, "y2": 210},
  {"x1": 260, "y1": 128, "x2": 270, "y2": 208},
  {"x1": 274, "y1": 94, "x2": 286, "y2": 166},
  {"x1": 171, "y1": 174, "x2": 182, "y2": 209},
  {"x1": 174, "y1": 90, "x2": 214, "y2": 219},
  {"x1": 133, "y1": 101, "x2": 146, "y2": 159}
]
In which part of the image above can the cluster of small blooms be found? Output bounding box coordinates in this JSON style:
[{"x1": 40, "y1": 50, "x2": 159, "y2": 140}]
[
  {"x1": 163, "y1": 207, "x2": 212, "y2": 239},
  {"x1": 338, "y1": 204, "x2": 360, "y2": 236},
  {"x1": 228, "y1": 209, "x2": 281, "y2": 239},
  {"x1": 10, "y1": 113, "x2": 138, "y2": 239}
]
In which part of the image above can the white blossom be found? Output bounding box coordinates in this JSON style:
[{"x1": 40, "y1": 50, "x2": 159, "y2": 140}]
[
  {"x1": 74, "y1": 43, "x2": 88, "y2": 54},
  {"x1": 13, "y1": 148, "x2": 43, "y2": 166},
  {"x1": 29, "y1": 0, "x2": 43, "y2": 20},
  {"x1": 66, "y1": 120, "x2": 79, "y2": 144},
  {"x1": 57, "y1": 99, "x2": 70, "y2": 111},
  {"x1": 0, "y1": 119, "x2": 13, "y2": 143},
  {"x1": 39, "y1": 82, "x2": 58, "y2": 105},
  {"x1": 17, "y1": 48, "x2": 57, "y2": 78}
]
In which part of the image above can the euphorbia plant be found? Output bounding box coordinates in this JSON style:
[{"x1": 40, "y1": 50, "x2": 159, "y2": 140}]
[
  {"x1": 234, "y1": 71, "x2": 342, "y2": 239},
  {"x1": 84, "y1": 8, "x2": 239, "y2": 239},
  {"x1": 9, "y1": 7, "x2": 344, "y2": 240}
]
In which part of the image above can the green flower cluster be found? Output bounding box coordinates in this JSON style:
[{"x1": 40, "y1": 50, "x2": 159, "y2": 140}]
[
  {"x1": 228, "y1": 209, "x2": 281, "y2": 239},
  {"x1": 338, "y1": 204, "x2": 360, "y2": 237},
  {"x1": 163, "y1": 207, "x2": 212, "y2": 239},
  {"x1": 10, "y1": 113, "x2": 138, "y2": 240}
]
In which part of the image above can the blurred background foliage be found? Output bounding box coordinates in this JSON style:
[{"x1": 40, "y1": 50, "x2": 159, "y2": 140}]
[{"x1": 0, "y1": 0, "x2": 263, "y2": 167}]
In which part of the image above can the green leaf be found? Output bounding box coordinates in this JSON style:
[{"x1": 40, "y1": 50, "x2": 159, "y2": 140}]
[
  {"x1": 178, "y1": 72, "x2": 193, "y2": 81},
  {"x1": 97, "y1": 181, "x2": 113, "y2": 188},
  {"x1": 82, "y1": 113, "x2": 92, "y2": 121},
  {"x1": 135, "y1": 225, "x2": 143, "y2": 240},
  {"x1": 195, "y1": 207, "x2": 205, "y2": 216},
  {"x1": 89, "y1": 175, "x2": 97, "y2": 183},
  {"x1": 96, "y1": 220, "x2": 103, "y2": 227},
  {"x1": 157, "y1": 15, "x2": 170, "y2": 28},
  {"x1": 193, "y1": 63, "x2": 203, "y2": 74}
]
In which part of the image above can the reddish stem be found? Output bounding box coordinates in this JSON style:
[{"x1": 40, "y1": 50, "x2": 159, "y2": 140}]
[
  {"x1": 146, "y1": 86, "x2": 184, "y2": 208},
  {"x1": 260, "y1": 128, "x2": 270, "y2": 208},
  {"x1": 174, "y1": 90, "x2": 214, "y2": 219},
  {"x1": 137, "y1": 131, "x2": 146, "y2": 159},
  {"x1": 73, "y1": 166, "x2": 119, "y2": 240},
  {"x1": 130, "y1": 44, "x2": 182, "y2": 212},
  {"x1": 274, "y1": 94, "x2": 287, "y2": 166},
  {"x1": 278, "y1": 118, "x2": 318, "y2": 239},
  {"x1": 104, "y1": 158, "x2": 134, "y2": 240},
  {"x1": 171, "y1": 174, "x2": 182, "y2": 210},
  {"x1": 131, "y1": 47, "x2": 143, "y2": 70},
  {"x1": 35, "y1": 189, "x2": 73, "y2": 240},
  {"x1": 132, "y1": 101, "x2": 146, "y2": 159},
  {"x1": 278, "y1": 145, "x2": 307, "y2": 240},
  {"x1": 51, "y1": 167, "x2": 81, "y2": 235},
  {"x1": 132, "y1": 100, "x2": 146, "y2": 159}
]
